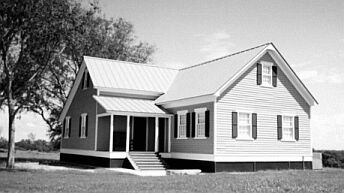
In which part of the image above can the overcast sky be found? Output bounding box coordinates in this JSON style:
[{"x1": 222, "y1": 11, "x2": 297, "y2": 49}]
[{"x1": 1, "y1": 0, "x2": 343, "y2": 150}]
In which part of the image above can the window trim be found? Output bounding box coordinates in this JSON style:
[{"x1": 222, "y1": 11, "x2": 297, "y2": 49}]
[
  {"x1": 194, "y1": 108, "x2": 207, "y2": 139},
  {"x1": 261, "y1": 61, "x2": 273, "y2": 87},
  {"x1": 281, "y1": 114, "x2": 296, "y2": 142},
  {"x1": 80, "y1": 113, "x2": 87, "y2": 138},
  {"x1": 236, "y1": 111, "x2": 253, "y2": 140},
  {"x1": 177, "y1": 110, "x2": 188, "y2": 139},
  {"x1": 82, "y1": 69, "x2": 89, "y2": 90},
  {"x1": 64, "y1": 116, "x2": 71, "y2": 139}
]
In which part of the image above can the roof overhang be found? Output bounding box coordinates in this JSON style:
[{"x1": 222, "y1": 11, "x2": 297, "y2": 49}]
[
  {"x1": 96, "y1": 87, "x2": 163, "y2": 99},
  {"x1": 94, "y1": 96, "x2": 171, "y2": 117},
  {"x1": 156, "y1": 94, "x2": 216, "y2": 109}
]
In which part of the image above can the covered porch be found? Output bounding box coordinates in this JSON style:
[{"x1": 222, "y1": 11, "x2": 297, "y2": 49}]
[{"x1": 94, "y1": 96, "x2": 172, "y2": 154}]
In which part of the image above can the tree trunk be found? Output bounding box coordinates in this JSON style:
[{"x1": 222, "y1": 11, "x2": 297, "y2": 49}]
[
  {"x1": 6, "y1": 77, "x2": 16, "y2": 169},
  {"x1": 6, "y1": 112, "x2": 15, "y2": 169}
]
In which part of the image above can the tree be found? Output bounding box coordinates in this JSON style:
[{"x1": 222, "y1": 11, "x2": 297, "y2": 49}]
[
  {"x1": 0, "y1": 0, "x2": 154, "y2": 168},
  {"x1": 0, "y1": 0, "x2": 78, "y2": 168}
]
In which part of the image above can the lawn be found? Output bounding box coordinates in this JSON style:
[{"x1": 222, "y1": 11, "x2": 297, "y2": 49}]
[
  {"x1": 0, "y1": 168, "x2": 343, "y2": 193},
  {"x1": 0, "y1": 149, "x2": 59, "y2": 163}
]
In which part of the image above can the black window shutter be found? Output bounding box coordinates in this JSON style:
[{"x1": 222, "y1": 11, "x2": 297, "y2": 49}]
[
  {"x1": 62, "y1": 119, "x2": 66, "y2": 137},
  {"x1": 86, "y1": 72, "x2": 90, "y2": 88},
  {"x1": 294, "y1": 116, "x2": 299, "y2": 141},
  {"x1": 232, "y1": 112, "x2": 238, "y2": 138},
  {"x1": 252, "y1": 113, "x2": 257, "y2": 139},
  {"x1": 79, "y1": 116, "x2": 82, "y2": 137},
  {"x1": 277, "y1": 115, "x2": 282, "y2": 140},
  {"x1": 191, "y1": 112, "x2": 196, "y2": 138},
  {"x1": 205, "y1": 110, "x2": 210, "y2": 137},
  {"x1": 186, "y1": 113, "x2": 191, "y2": 138},
  {"x1": 174, "y1": 114, "x2": 178, "y2": 138},
  {"x1": 257, "y1": 63, "x2": 262, "y2": 85},
  {"x1": 272, "y1": 65, "x2": 278, "y2": 87},
  {"x1": 68, "y1": 118, "x2": 72, "y2": 137},
  {"x1": 85, "y1": 115, "x2": 88, "y2": 137}
]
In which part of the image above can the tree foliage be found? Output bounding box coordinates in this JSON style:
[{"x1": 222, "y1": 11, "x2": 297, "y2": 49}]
[{"x1": 0, "y1": 0, "x2": 154, "y2": 168}]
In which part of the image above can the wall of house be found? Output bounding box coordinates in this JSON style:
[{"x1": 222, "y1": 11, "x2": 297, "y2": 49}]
[
  {"x1": 61, "y1": 76, "x2": 97, "y2": 150},
  {"x1": 216, "y1": 53, "x2": 312, "y2": 159},
  {"x1": 168, "y1": 102, "x2": 214, "y2": 154},
  {"x1": 97, "y1": 116, "x2": 110, "y2": 151}
]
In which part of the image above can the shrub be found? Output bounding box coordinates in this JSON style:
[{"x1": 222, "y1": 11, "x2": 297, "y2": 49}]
[{"x1": 320, "y1": 150, "x2": 344, "y2": 168}]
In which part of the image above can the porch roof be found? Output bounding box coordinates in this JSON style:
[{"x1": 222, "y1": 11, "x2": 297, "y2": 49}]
[{"x1": 93, "y1": 96, "x2": 169, "y2": 116}]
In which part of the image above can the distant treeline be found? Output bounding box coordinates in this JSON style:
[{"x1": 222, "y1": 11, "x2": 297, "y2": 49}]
[
  {"x1": 314, "y1": 150, "x2": 344, "y2": 168},
  {"x1": 0, "y1": 137, "x2": 59, "y2": 152}
]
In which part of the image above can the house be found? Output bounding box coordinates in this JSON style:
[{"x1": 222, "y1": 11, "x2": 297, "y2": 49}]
[{"x1": 59, "y1": 43, "x2": 318, "y2": 172}]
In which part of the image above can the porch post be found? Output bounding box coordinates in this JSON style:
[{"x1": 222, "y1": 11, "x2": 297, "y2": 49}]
[
  {"x1": 109, "y1": 114, "x2": 114, "y2": 152},
  {"x1": 126, "y1": 115, "x2": 131, "y2": 153},
  {"x1": 168, "y1": 117, "x2": 171, "y2": 152},
  {"x1": 155, "y1": 117, "x2": 159, "y2": 152}
]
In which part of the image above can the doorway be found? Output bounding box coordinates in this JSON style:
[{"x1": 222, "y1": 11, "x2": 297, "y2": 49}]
[{"x1": 130, "y1": 117, "x2": 155, "y2": 151}]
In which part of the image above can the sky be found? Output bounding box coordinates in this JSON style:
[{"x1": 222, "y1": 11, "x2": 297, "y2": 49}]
[{"x1": 0, "y1": 0, "x2": 343, "y2": 150}]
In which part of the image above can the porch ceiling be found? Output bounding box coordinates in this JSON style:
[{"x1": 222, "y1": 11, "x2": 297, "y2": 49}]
[{"x1": 93, "y1": 96, "x2": 169, "y2": 115}]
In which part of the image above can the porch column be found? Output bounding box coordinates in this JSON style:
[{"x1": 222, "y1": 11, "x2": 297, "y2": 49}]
[
  {"x1": 155, "y1": 117, "x2": 159, "y2": 152},
  {"x1": 126, "y1": 115, "x2": 131, "y2": 153},
  {"x1": 168, "y1": 117, "x2": 171, "y2": 152},
  {"x1": 109, "y1": 114, "x2": 114, "y2": 152}
]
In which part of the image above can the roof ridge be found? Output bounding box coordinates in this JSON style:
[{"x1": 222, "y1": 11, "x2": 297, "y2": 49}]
[
  {"x1": 83, "y1": 55, "x2": 179, "y2": 70},
  {"x1": 180, "y1": 42, "x2": 272, "y2": 71}
]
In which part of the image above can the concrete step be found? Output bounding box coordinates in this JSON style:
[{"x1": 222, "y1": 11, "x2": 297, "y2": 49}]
[{"x1": 139, "y1": 167, "x2": 166, "y2": 170}]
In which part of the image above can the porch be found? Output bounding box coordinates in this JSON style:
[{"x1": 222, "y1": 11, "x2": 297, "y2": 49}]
[
  {"x1": 95, "y1": 114, "x2": 171, "y2": 153},
  {"x1": 93, "y1": 96, "x2": 172, "y2": 154}
]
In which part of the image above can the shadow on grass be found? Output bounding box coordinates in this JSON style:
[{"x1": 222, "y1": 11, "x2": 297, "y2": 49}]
[{"x1": 39, "y1": 160, "x2": 96, "y2": 169}]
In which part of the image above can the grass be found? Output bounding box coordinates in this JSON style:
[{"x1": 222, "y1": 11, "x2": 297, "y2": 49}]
[
  {"x1": 0, "y1": 149, "x2": 59, "y2": 164},
  {"x1": 0, "y1": 168, "x2": 343, "y2": 193},
  {"x1": 1, "y1": 150, "x2": 343, "y2": 192}
]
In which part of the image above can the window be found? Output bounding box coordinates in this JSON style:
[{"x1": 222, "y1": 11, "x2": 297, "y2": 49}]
[
  {"x1": 238, "y1": 112, "x2": 252, "y2": 139},
  {"x1": 80, "y1": 113, "x2": 87, "y2": 138},
  {"x1": 64, "y1": 116, "x2": 71, "y2": 138},
  {"x1": 282, "y1": 115, "x2": 294, "y2": 140},
  {"x1": 195, "y1": 108, "x2": 207, "y2": 138},
  {"x1": 177, "y1": 111, "x2": 187, "y2": 139},
  {"x1": 82, "y1": 69, "x2": 89, "y2": 89},
  {"x1": 261, "y1": 62, "x2": 272, "y2": 86}
]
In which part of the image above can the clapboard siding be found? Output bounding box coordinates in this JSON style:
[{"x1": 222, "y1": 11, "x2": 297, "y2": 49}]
[
  {"x1": 216, "y1": 53, "x2": 311, "y2": 158},
  {"x1": 168, "y1": 102, "x2": 214, "y2": 154},
  {"x1": 61, "y1": 76, "x2": 97, "y2": 150}
]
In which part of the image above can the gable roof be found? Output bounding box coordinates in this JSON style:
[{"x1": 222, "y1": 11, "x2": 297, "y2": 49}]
[
  {"x1": 156, "y1": 42, "x2": 317, "y2": 106},
  {"x1": 84, "y1": 56, "x2": 179, "y2": 94},
  {"x1": 155, "y1": 43, "x2": 269, "y2": 103},
  {"x1": 59, "y1": 42, "x2": 317, "y2": 122}
]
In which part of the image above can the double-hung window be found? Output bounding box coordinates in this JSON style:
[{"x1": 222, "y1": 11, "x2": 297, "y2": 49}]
[
  {"x1": 64, "y1": 116, "x2": 71, "y2": 138},
  {"x1": 282, "y1": 115, "x2": 294, "y2": 140},
  {"x1": 80, "y1": 113, "x2": 87, "y2": 138},
  {"x1": 261, "y1": 61, "x2": 273, "y2": 86},
  {"x1": 195, "y1": 108, "x2": 207, "y2": 138},
  {"x1": 238, "y1": 112, "x2": 252, "y2": 139},
  {"x1": 177, "y1": 111, "x2": 187, "y2": 139}
]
